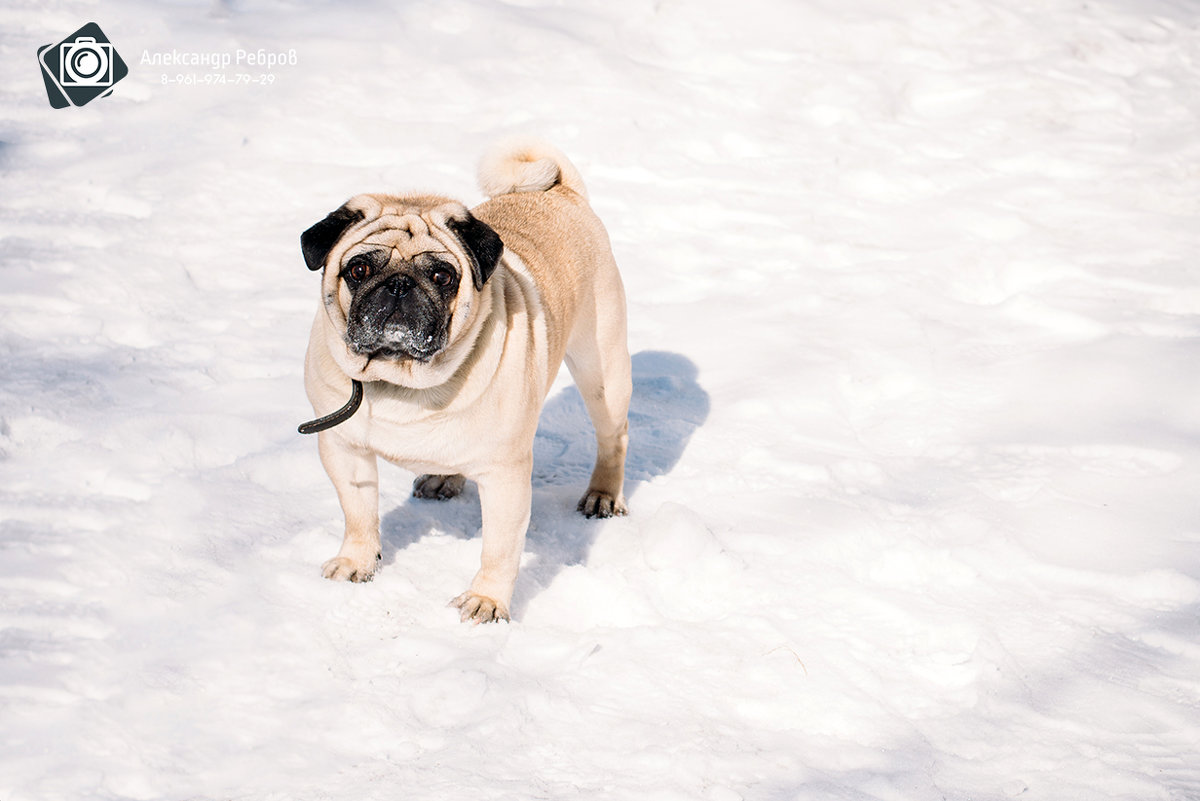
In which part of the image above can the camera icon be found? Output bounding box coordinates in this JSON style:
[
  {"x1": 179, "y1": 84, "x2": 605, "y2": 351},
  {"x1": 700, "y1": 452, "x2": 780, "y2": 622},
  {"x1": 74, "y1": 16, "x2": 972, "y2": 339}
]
[
  {"x1": 62, "y1": 37, "x2": 115, "y2": 87},
  {"x1": 38, "y1": 23, "x2": 128, "y2": 108}
]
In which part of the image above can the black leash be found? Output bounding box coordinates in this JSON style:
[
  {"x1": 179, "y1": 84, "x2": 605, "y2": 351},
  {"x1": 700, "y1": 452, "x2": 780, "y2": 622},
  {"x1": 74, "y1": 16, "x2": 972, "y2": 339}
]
[{"x1": 298, "y1": 379, "x2": 364, "y2": 435}]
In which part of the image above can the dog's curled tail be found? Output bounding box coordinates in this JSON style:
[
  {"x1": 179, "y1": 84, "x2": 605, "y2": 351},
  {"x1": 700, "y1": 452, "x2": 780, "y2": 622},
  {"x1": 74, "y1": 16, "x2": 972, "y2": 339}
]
[{"x1": 477, "y1": 138, "x2": 589, "y2": 201}]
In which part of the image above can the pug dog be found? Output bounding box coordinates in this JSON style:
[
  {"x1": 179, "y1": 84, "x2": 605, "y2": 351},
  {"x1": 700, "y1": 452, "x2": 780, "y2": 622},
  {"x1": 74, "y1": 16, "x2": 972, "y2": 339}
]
[{"x1": 300, "y1": 139, "x2": 631, "y2": 623}]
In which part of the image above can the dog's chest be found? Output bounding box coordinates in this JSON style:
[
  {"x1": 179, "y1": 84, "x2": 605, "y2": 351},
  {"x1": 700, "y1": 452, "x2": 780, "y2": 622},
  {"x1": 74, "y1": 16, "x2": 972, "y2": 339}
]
[{"x1": 358, "y1": 387, "x2": 516, "y2": 476}]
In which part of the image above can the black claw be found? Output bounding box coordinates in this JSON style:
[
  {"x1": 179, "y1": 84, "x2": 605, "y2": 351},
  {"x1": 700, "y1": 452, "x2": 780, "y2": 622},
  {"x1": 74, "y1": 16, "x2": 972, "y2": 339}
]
[
  {"x1": 579, "y1": 492, "x2": 602, "y2": 518},
  {"x1": 577, "y1": 491, "x2": 626, "y2": 519}
]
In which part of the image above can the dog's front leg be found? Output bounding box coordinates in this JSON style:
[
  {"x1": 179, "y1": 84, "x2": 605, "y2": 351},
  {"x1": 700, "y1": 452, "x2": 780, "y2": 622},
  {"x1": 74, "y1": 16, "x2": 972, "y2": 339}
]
[
  {"x1": 452, "y1": 459, "x2": 533, "y2": 623},
  {"x1": 318, "y1": 432, "x2": 382, "y2": 582}
]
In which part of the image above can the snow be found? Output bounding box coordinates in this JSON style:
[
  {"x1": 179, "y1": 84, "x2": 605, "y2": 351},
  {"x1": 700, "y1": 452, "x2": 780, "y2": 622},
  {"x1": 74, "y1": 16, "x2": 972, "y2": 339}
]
[{"x1": 3, "y1": 0, "x2": 1200, "y2": 798}]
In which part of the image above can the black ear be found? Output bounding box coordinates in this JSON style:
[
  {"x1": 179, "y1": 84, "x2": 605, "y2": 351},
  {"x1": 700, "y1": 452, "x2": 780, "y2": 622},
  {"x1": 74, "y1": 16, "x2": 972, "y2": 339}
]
[
  {"x1": 301, "y1": 205, "x2": 364, "y2": 272},
  {"x1": 446, "y1": 212, "x2": 504, "y2": 290}
]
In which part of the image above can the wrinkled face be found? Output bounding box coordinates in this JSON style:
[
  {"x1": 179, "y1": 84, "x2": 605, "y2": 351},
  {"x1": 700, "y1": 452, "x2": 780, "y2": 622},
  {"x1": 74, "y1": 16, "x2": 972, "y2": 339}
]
[
  {"x1": 301, "y1": 194, "x2": 504, "y2": 368},
  {"x1": 339, "y1": 244, "x2": 461, "y2": 362}
]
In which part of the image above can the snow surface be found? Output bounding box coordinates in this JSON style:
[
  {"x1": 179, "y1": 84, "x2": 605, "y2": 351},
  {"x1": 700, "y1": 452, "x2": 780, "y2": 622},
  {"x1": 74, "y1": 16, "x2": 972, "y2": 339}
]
[{"x1": 3, "y1": 0, "x2": 1200, "y2": 798}]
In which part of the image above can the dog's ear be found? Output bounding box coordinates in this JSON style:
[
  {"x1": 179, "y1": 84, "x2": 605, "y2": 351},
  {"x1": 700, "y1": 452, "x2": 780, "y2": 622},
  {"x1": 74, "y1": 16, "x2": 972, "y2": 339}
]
[
  {"x1": 301, "y1": 205, "x2": 364, "y2": 272},
  {"x1": 446, "y1": 212, "x2": 504, "y2": 290}
]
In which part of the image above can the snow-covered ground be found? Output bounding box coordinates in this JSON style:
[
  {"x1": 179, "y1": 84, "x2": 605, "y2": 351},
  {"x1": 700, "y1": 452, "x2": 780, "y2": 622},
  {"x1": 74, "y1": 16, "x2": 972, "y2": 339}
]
[{"x1": 3, "y1": 0, "x2": 1200, "y2": 798}]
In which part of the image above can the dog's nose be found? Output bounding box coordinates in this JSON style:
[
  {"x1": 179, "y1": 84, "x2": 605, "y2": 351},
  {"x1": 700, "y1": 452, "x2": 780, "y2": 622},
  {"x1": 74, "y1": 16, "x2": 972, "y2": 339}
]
[{"x1": 385, "y1": 274, "x2": 414, "y2": 297}]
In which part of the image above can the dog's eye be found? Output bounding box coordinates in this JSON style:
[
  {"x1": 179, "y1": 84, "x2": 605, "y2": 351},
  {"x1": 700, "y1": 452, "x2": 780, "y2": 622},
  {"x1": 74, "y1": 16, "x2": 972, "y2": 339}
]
[
  {"x1": 348, "y1": 262, "x2": 371, "y2": 283},
  {"x1": 430, "y1": 267, "x2": 454, "y2": 288}
]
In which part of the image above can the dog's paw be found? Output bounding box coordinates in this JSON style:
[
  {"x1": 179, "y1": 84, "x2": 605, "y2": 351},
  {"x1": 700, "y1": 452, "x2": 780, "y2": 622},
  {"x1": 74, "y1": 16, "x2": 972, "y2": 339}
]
[
  {"x1": 577, "y1": 490, "x2": 627, "y2": 519},
  {"x1": 450, "y1": 591, "x2": 510, "y2": 624},
  {"x1": 413, "y1": 473, "x2": 466, "y2": 501},
  {"x1": 321, "y1": 551, "x2": 381, "y2": 583}
]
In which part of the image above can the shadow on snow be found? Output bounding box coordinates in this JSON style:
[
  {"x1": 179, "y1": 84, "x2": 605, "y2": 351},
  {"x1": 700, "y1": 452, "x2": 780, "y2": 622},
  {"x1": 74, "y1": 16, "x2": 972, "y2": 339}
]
[{"x1": 379, "y1": 350, "x2": 710, "y2": 611}]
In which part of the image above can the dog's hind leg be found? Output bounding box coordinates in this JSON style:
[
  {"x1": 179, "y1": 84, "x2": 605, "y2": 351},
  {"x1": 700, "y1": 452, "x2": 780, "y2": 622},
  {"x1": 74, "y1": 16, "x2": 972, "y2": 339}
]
[{"x1": 566, "y1": 286, "x2": 632, "y2": 519}]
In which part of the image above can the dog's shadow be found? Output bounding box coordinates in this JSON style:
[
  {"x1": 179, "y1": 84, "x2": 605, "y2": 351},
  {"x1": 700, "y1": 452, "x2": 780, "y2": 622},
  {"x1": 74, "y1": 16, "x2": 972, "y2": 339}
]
[{"x1": 379, "y1": 350, "x2": 710, "y2": 613}]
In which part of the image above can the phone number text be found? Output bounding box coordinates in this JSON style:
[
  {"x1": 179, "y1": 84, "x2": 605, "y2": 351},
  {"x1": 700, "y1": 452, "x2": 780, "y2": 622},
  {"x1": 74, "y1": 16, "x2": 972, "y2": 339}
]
[{"x1": 161, "y1": 73, "x2": 277, "y2": 86}]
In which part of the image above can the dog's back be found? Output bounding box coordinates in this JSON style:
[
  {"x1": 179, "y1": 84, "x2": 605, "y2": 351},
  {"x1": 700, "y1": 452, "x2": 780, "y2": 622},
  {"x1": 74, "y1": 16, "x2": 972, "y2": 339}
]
[{"x1": 472, "y1": 139, "x2": 622, "y2": 364}]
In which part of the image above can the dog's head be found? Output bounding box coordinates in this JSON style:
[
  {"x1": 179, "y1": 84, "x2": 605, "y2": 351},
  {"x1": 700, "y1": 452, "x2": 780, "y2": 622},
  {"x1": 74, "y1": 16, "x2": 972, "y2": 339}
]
[{"x1": 302, "y1": 193, "x2": 503, "y2": 383}]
